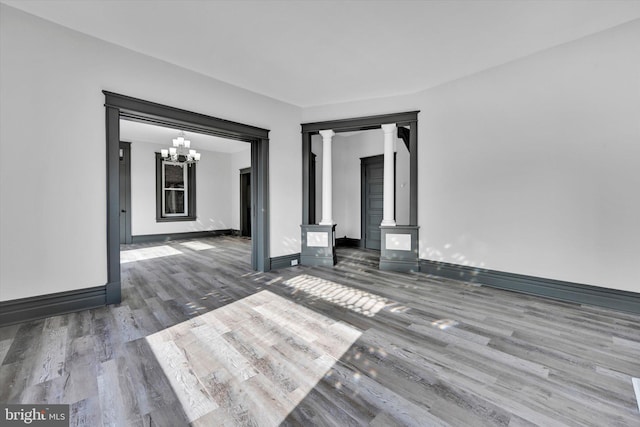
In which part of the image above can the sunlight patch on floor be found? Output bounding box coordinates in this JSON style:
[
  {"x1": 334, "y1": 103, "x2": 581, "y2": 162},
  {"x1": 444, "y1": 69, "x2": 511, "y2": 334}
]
[
  {"x1": 120, "y1": 245, "x2": 182, "y2": 263},
  {"x1": 146, "y1": 290, "x2": 362, "y2": 425},
  {"x1": 180, "y1": 241, "x2": 215, "y2": 251},
  {"x1": 432, "y1": 319, "x2": 459, "y2": 330},
  {"x1": 283, "y1": 274, "x2": 390, "y2": 317},
  {"x1": 633, "y1": 377, "x2": 640, "y2": 412}
]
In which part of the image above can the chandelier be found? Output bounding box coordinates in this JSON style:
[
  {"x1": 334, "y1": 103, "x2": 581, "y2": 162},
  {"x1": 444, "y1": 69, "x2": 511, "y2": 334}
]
[{"x1": 160, "y1": 131, "x2": 201, "y2": 165}]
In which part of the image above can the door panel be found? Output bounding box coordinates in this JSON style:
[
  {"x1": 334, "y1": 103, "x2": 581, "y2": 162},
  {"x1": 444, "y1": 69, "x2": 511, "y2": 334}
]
[
  {"x1": 119, "y1": 142, "x2": 131, "y2": 244},
  {"x1": 363, "y1": 157, "x2": 384, "y2": 250}
]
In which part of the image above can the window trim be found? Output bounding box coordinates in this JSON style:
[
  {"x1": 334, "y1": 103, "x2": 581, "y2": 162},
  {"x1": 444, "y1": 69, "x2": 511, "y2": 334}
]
[{"x1": 155, "y1": 153, "x2": 197, "y2": 222}]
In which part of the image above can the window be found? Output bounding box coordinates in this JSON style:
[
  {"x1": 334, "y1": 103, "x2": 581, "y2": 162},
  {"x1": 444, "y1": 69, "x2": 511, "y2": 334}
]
[
  {"x1": 156, "y1": 153, "x2": 196, "y2": 221},
  {"x1": 163, "y1": 162, "x2": 187, "y2": 216}
]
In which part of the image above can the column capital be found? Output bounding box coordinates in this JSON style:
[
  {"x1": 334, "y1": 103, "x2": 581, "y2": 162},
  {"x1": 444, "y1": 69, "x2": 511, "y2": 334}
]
[
  {"x1": 381, "y1": 123, "x2": 396, "y2": 134},
  {"x1": 319, "y1": 129, "x2": 335, "y2": 139}
]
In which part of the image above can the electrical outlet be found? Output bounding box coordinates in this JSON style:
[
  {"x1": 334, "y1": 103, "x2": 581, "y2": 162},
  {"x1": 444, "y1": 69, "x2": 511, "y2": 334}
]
[{"x1": 291, "y1": 259, "x2": 299, "y2": 266}]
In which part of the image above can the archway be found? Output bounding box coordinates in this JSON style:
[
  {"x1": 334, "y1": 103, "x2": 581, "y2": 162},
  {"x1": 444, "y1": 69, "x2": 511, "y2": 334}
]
[
  {"x1": 300, "y1": 111, "x2": 419, "y2": 271},
  {"x1": 104, "y1": 91, "x2": 270, "y2": 304}
]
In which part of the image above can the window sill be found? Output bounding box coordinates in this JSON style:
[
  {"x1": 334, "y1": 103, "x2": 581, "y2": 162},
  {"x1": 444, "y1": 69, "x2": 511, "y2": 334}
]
[{"x1": 156, "y1": 216, "x2": 197, "y2": 223}]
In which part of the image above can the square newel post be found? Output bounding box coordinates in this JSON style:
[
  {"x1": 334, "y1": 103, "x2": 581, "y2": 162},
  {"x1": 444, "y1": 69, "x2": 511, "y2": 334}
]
[
  {"x1": 301, "y1": 224, "x2": 337, "y2": 266},
  {"x1": 379, "y1": 225, "x2": 420, "y2": 272}
]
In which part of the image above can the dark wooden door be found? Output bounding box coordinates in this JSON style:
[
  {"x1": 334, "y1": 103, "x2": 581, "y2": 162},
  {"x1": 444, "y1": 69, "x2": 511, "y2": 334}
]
[
  {"x1": 240, "y1": 168, "x2": 251, "y2": 237},
  {"x1": 119, "y1": 141, "x2": 132, "y2": 244},
  {"x1": 362, "y1": 155, "x2": 384, "y2": 250}
]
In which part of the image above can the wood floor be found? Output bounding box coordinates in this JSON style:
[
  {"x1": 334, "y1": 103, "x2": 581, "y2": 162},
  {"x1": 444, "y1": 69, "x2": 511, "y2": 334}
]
[{"x1": 1, "y1": 236, "x2": 639, "y2": 426}]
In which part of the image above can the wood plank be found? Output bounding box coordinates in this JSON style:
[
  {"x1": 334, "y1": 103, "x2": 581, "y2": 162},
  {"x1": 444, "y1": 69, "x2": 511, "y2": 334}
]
[
  {"x1": 28, "y1": 316, "x2": 68, "y2": 386},
  {"x1": 145, "y1": 339, "x2": 218, "y2": 422}
]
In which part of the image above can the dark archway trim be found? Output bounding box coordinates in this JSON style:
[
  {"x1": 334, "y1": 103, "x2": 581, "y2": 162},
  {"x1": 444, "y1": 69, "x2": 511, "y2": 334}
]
[
  {"x1": 301, "y1": 111, "x2": 419, "y2": 134},
  {"x1": 301, "y1": 111, "x2": 419, "y2": 226},
  {"x1": 105, "y1": 91, "x2": 270, "y2": 304},
  {"x1": 105, "y1": 92, "x2": 269, "y2": 141}
]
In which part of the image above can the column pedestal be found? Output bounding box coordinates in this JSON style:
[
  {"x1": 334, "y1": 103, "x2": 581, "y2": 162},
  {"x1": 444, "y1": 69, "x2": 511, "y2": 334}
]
[
  {"x1": 300, "y1": 224, "x2": 337, "y2": 267},
  {"x1": 379, "y1": 225, "x2": 419, "y2": 272}
]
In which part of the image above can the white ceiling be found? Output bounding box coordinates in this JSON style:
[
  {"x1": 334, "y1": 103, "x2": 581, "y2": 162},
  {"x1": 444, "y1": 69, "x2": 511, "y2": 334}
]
[
  {"x1": 4, "y1": 0, "x2": 640, "y2": 107},
  {"x1": 120, "y1": 119, "x2": 250, "y2": 154}
]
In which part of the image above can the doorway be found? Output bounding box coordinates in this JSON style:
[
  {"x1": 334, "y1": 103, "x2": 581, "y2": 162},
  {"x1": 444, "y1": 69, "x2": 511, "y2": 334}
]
[
  {"x1": 361, "y1": 155, "x2": 384, "y2": 250},
  {"x1": 105, "y1": 91, "x2": 270, "y2": 305},
  {"x1": 119, "y1": 141, "x2": 132, "y2": 244},
  {"x1": 240, "y1": 168, "x2": 251, "y2": 237},
  {"x1": 301, "y1": 111, "x2": 419, "y2": 227},
  {"x1": 361, "y1": 154, "x2": 396, "y2": 250}
]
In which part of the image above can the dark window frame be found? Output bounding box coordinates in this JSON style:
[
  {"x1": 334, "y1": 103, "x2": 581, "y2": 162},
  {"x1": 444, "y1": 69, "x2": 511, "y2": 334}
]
[{"x1": 155, "y1": 153, "x2": 197, "y2": 222}]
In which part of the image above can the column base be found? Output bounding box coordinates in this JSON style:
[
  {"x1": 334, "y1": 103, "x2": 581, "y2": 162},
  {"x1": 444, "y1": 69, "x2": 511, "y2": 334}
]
[
  {"x1": 379, "y1": 225, "x2": 420, "y2": 272},
  {"x1": 300, "y1": 224, "x2": 337, "y2": 267}
]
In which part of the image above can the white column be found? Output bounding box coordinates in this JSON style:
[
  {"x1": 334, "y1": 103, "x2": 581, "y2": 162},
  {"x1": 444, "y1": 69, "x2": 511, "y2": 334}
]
[
  {"x1": 381, "y1": 124, "x2": 396, "y2": 226},
  {"x1": 319, "y1": 129, "x2": 335, "y2": 225}
]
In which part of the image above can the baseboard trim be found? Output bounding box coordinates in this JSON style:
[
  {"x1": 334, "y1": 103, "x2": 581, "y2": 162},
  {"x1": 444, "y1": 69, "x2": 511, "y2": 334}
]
[
  {"x1": 336, "y1": 237, "x2": 361, "y2": 248},
  {"x1": 270, "y1": 253, "x2": 301, "y2": 270},
  {"x1": 0, "y1": 285, "x2": 107, "y2": 326},
  {"x1": 420, "y1": 259, "x2": 640, "y2": 314},
  {"x1": 130, "y1": 229, "x2": 238, "y2": 244},
  {"x1": 380, "y1": 258, "x2": 420, "y2": 273}
]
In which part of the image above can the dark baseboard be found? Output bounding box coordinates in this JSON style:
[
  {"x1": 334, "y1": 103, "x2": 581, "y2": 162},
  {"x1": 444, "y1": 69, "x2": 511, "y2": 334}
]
[
  {"x1": 380, "y1": 258, "x2": 420, "y2": 273},
  {"x1": 130, "y1": 229, "x2": 238, "y2": 244},
  {"x1": 105, "y1": 281, "x2": 121, "y2": 305},
  {"x1": 420, "y1": 259, "x2": 640, "y2": 314},
  {"x1": 270, "y1": 253, "x2": 301, "y2": 270},
  {"x1": 336, "y1": 237, "x2": 361, "y2": 248},
  {"x1": 0, "y1": 285, "x2": 107, "y2": 326}
]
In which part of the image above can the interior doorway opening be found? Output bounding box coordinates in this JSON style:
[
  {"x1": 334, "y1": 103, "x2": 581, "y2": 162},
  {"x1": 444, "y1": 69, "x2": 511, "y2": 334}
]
[
  {"x1": 306, "y1": 123, "x2": 413, "y2": 251},
  {"x1": 105, "y1": 92, "x2": 270, "y2": 305},
  {"x1": 240, "y1": 167, "x2": 251, "y2": 238},
  {"x1": 361, "y1": 154, "x2": 383, "y2": 250},
  {"x1": 119, "y1": 141, "x2": 132, "y2": 244},
  {"x1": 300, "y1": 112, "x2": 419, "y2": 269},
  {"x1": 118, "y1": 119, "x2": 251, "y2": 244}
]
